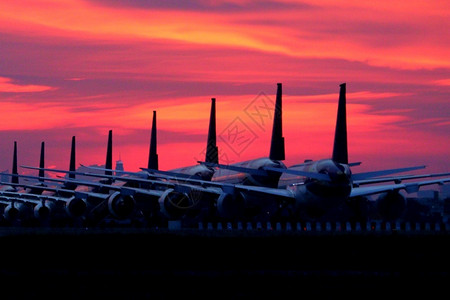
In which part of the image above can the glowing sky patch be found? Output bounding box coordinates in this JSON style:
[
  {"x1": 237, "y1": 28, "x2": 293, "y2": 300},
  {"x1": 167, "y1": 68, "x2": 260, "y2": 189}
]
[{"x1": 0, "y1": 0, "x2": 448, "y2": 175}]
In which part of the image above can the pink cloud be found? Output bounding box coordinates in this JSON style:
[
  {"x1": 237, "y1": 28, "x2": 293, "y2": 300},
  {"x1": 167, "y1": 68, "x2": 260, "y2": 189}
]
[{"x1": 0, "y1": 77, "x2": 55, "y2": 93}]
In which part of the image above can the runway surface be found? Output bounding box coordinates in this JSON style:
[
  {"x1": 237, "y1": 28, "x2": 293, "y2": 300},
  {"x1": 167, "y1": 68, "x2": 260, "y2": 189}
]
[{"x1": 1, "y1": 227, "x2": 449, "y2": 298}]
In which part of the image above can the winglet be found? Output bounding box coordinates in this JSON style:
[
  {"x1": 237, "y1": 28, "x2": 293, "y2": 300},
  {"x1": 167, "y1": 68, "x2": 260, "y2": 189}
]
[
  {"x1": 205, "y1": 98, "x2": 219, "y2": 164},
  {"x1": 269, "y1": 82, "x2": 285, "y2": 161},
  {"x1": 105, "y1": 130, "x2": 113, "y2": 176},
  {"x1": 332, "y1": 83, "x2": 348, "y2": 164},
  {"x1": 69, "y1": 136, "x2": 76, "y2": 179},
  {"x1": 148, "y1": 111, "x2": 159, "y2": 170},
  {"x1": 12, "y1": 141, "x2": 18, "y2": 184},
  {"x1": 39, "y1": 141, "x2": 45, "y2": 181}
]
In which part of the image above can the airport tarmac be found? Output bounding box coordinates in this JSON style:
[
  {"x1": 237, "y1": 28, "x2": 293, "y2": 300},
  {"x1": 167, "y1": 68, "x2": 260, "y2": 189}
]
[{"x1": 1, "y1": 227, "x2": 449, "y2": 298}]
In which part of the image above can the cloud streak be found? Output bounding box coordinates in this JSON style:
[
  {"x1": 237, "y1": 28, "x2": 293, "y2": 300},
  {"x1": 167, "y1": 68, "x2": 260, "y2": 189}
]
[{"x1": 0, "y1": 77, "x2": 55, "y2": 93}]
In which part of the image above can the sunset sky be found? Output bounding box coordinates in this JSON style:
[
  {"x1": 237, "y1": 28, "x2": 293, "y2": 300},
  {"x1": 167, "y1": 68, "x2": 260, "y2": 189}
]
[{"x1": 0, "y1": 0, "x2": 448, "y2": 177}]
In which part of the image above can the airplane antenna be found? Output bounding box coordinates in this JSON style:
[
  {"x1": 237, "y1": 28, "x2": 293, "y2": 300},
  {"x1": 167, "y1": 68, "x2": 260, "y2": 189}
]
[
  {"x1": 205, "y1": 98, "x2": 219, "y2": 164},
  {"x1": 269, "y1": 83, "x2": 285, "y2": 161},
  {"x1": 148, "y1": 111, "x2": 159, "y2": 170},
  {"x1": 332, "y1": 83, "x2": 349, "y2": 164}
]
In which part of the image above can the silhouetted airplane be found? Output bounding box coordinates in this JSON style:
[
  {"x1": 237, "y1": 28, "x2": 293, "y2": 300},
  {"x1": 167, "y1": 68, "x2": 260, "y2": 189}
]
[
  {"x1": 197, "y1": 83, "x2": 287, "y2": 188},
  {"x1": 135, "y1": 83, "x2": 450, "y2": 221},
  {"x1": 3, "y1": 83, "x2": 449, "y2": 225},
  {"x1": 0, "y1": 141, "x2": 89, "y2": 223},
  {"x1": 141, "y1": 99, "x2": 218, "y2": 181}
]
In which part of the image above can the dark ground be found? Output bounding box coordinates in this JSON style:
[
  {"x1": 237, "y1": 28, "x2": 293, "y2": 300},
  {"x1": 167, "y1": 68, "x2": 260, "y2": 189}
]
[{"x1": 1, "y1": 228, "x2": 449, "y2": 299}]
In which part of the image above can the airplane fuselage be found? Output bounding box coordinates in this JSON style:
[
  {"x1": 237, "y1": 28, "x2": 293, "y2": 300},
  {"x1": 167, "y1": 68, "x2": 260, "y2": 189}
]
[
  {"x1": 212, "y1": 157, "x2": 286, "y2": 188},
  {"x1": 282, "y1": 159, "x2": 353, "y2": 218},
  {"x1": 170, "y1": 164, "x2": 215, "y2": 181}
]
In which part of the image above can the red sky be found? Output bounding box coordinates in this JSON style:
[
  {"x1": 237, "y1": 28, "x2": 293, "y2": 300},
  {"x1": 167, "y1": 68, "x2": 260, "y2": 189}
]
[{"x1": 0, "y1": 0, "x2": 448, "y2": 176}]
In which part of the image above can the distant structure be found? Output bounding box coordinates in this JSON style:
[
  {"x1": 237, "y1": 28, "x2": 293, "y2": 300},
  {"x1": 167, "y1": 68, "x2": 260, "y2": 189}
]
[{"x1": 115, "y1": 159, "x2": 124, "y2": 176}]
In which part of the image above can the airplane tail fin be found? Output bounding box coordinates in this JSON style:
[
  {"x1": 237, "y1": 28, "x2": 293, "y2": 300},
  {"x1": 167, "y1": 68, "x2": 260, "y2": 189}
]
[
  {"x1": 332, "y1": 83, "x2": 349, "y2": 164},
  {"x1": 205, "y1": 98, "x2": 219, "y2": 164},
  {"x1": 39, "y1": 141, "x2": 45, "y2": 182},
  {"x1": 269, "y1": 83, "x2": 285, "y2": 161},
  {"x1": 69, "y1": 136, "x2": 76, "y2": 179},
  {"x1": 12, "y1": 141, "x2": 18, "y2": 184},
  {"x1": 148, "y1": 111, "x2": 159, "y2": 170},
  {"x1": 105, "y1": 130, "x2": 113, "y2": 176}
]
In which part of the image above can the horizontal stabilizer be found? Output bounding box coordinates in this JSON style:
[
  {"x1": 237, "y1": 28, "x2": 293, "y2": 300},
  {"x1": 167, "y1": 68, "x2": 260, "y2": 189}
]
[
  {"x1": 352, "y1": 165, "x2": 426, "y2": 181},
  {"x1": 348, "y1": 162, "x2": 362, "y2": 167}
]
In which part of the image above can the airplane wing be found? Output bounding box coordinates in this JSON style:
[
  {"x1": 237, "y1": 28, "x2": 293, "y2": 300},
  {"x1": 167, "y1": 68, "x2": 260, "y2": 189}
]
[
  {"x1": 198, "y1": 161, "x2": 333, "y2": 182},
  {"x1": 234, "y1": 184, "x2": 296, "y2": 200},
  {"x1": 349, "y1": 178, "x2": 450, "y2": 198},
  {"x1": 0, "y1": 180, "x2": 110, "y2": 200},
  {"x1": 351, "y1": 165, "x2": 426, "y2": 180},
  {"x1": 21, "y1": 166, "x2": 231, "y2": 196},
  {"x1": 0, "y1": 190, "x2": 74, "y2": 204},
  {"x1": 3, "y1": 173, "x2": 164, "y2": 198},
  {"x1": 353, "y1": 172, "x2": 450, "y2": 187},
  {"x1": 81, "y1": 164, "x2": 204, "y2": 180},
  {"x1": 23, "y1": 165, "x2": 213, "y2": 195},
  {"x1": 21, "y1": 166, "x2": 297, "y2": 204}
]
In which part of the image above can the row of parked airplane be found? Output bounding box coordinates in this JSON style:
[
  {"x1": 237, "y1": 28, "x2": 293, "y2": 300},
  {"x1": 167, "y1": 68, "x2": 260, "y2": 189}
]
[{"x1": 0, "y1": 83, "x2": 449, "y2": 227}]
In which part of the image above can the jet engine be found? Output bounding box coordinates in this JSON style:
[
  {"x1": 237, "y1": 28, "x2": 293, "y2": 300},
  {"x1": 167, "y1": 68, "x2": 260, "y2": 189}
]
[
  {"x1": 158, "y1": 188, "x2": 195, "y2": 219},
  {"x1": 376, "y1": 191, "x2": 406, "y2": 221},
  {"x1": 64, "y1": 196, "x2": 87, "y2": 218},
  {"x1": 33, "y1": 200, "x2": 56, "y2": 219},
  {"x1": 243, "y1": 158, "x2": 286, "y2": 188},
  {"x1": 3, "y1": 201, "x2": 32, "y2": 222},
  {"x1": 216, "y1": 192, "x2": 245, "y2": 219},
  {"x1": 107, "y1": 191, "x2": 136, "y2": 219}
]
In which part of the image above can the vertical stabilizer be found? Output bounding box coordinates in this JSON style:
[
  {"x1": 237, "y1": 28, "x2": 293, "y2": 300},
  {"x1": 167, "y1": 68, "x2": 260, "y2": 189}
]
[
  {"x1": 39, "y1": 141, "x2": 45, "y2": 181},
  {"x1": 269, "y1": 83, "x2": 285, "y2": 161},
  {"x1": 12, "y1": 141, "x2": 18, "y2": 184},
  {"x1": 148, "y1": 111, "x2": 159, "y2": 170},
  {"x1": 69, "y1": 136, "x2": 76, "y2": 179},
  {"x1": 332, "y1": 83, "x2": 349, "y2": 164},
  {"x1": 105, "y1": 130, "x2": 113, "y2": 176},
  {"x1": 205, "y1": 98, "x2": 219, "y2": 164}
]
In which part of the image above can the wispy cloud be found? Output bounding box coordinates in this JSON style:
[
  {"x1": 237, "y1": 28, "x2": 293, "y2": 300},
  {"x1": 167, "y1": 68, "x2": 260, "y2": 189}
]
[{"x1": 0, "y1": 77, "x2": 55, "y2": 93}]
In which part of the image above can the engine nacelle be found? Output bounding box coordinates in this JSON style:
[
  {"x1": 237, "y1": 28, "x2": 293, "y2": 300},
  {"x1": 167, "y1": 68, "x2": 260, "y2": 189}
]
[
  {"x1": 216, "y1": 192, "x2": 245, "y2": 219},
  {"x1": 3, "y1": 202, "x2": 32, "y2": 221},
  {"x1": 158, "y1": 188, "x2": 195, "y2": 219},
  {"x1": 242, "y1": 158, "x2": 286, "y2": 188},
  {"x1": 65, "y1": 197, "x2": 87, "y2": 218},
  {"x1": 376, "y1": 191, "x2": 406, "y2": 221},
  {"x1": 107, "y1": 191, "x2": 135, "y2": 219},
  {"x1": 33, "y1": 200, "x2": 56, "y2": 220}
]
